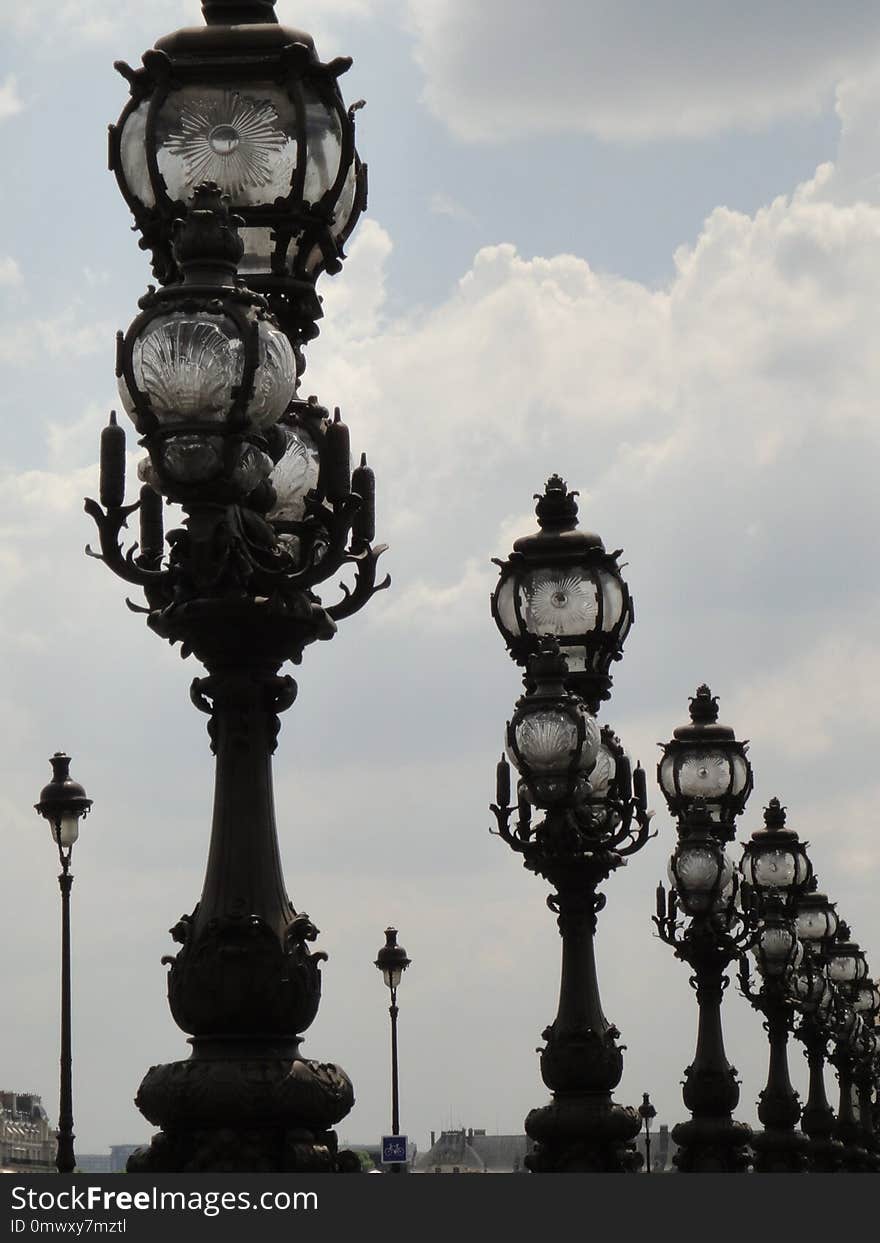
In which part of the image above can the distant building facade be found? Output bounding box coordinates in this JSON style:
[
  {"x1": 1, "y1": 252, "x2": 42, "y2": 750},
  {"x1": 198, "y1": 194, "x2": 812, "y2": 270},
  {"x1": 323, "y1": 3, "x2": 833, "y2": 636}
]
[
  {"x1": 0, "y1": 1092, "x2": 56, "y2": 1173},
  {"x1": 415, "y1": 1128, "x2": 531, "y2": 1173},
  {"x1": 75, "y1": 1145, "x2": 140, "y2": 1174}
]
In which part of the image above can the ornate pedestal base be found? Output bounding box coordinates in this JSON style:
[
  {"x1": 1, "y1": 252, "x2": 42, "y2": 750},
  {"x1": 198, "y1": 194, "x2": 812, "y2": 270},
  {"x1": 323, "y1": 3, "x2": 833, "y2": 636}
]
[
  {"x1": 127, "y1": 1049, "x2": 355, "y2": 1173},
  {"x1": 672, "y1": 1117, "x2": 752, "y2": 1172},
  {"x1": 525, "y1": 1094, "x2": 641, "y2": 1173},
  {"x1": 751, "y1": 1128, "x2": 809, "y2": 1173}
]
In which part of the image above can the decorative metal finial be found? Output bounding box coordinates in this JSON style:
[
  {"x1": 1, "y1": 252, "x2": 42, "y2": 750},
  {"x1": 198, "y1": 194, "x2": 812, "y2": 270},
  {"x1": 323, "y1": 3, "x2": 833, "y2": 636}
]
[
  {"x1": 534, "y1": 475, "x2": 579, "y2": 531},
  {"x1": 202, "y1": 1, "x2": 278, "y2": 25},
  {"x1": 688, "y1": 685, "x2": 719, "y2": 726},
  {"x1": 171, "y1": 183, "x2": 245, "y2": 281},
  {"x1": 763, "y1": 798, "x2": 787, "y2": 830}
]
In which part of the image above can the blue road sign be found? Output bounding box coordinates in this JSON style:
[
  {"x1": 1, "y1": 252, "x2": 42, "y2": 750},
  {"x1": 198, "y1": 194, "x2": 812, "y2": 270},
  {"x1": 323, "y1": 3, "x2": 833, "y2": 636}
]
[{"x1": 381, "y1": 1135, "x2": 408, "y2": 1163}]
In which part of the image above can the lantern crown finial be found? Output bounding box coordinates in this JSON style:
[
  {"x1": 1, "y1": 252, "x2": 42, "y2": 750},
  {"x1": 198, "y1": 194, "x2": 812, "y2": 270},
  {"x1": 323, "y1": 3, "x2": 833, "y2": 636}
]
[
  {"x1": 202, "y1": 1, "x2": 278, "y2": 24},
  {"x1": 534, "y1": 475, "x2": 579, "y2": 531},
  {"x1": 688, "y1": 685, "x2": 719, "y2": 726},
  {"x1": 171, "y1": 182, "x2": 245, "y2": 282},
  {"x1": 763, "y1": 798, "x2": 787, "y2": 831}
]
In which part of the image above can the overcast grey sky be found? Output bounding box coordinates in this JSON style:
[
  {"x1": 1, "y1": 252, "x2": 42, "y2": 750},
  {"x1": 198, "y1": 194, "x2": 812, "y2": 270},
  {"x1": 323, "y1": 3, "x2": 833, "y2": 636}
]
[{"x1": 2, "y1": 0, "x2": 880, "y2": 1156}]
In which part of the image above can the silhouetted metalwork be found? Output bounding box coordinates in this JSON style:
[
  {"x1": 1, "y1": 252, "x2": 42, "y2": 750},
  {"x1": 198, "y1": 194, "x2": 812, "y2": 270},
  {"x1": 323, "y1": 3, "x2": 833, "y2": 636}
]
[{"x1": 34, "y1": 754, "x2": 93, "y2": 1176}]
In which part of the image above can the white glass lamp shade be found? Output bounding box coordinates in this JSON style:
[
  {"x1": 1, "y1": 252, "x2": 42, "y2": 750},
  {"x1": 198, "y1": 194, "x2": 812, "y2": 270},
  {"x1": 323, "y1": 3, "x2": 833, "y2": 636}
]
[
  {"x1": 853, "y1": 981, "x2": 880, "y2": 1015},
  {"x1": 383, "y1": 967, "x2": 403, "y2": 990},
  {"x1": 757, "y1": 924, "x2": 802, "y2": 977},
  {"x1": 120, "y1": 313, "x2": 243, "y2": 426},
  {"x1": 521, "y1": 569, "x2": 599, "y2": 638},
  {"x1": 120, "y1": 313, "x2": 295, "y2": 432},
  {"x1": 828, "y1": 955, "x2": 859, "y2": 984},
  {"x1": 155, "y1": 85, "x2": 299, "y2": 209},
  {"x1": 659, "y1": 750, "x2": 749, "y2": 819},
  {"x1": 587, "y1": 744, "x2": 617, "y2": 798},
  {"x1": 510, "y1": 708, "x2": 600, "y2": 776},
  {"x1": 268, "y1": 424, "x2": 321, "y2": 521},
  {"x1": 51, "y1": 813, "x2": 81, "y2": 848},
  {"x1": 796, "y1": 902, "x2": 839, "y2": 943}
]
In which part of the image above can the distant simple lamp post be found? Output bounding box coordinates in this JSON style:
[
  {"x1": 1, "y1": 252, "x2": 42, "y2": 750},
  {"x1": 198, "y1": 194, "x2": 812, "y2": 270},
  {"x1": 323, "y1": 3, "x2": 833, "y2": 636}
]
[
  {"x1": 34, "y1": 753, "x2": 92, "y2": 1176},
  {"x1": 638, "y1": 1093, "x2": 656, "y2": 1173},
  {"x1": 375, "y1": 927, "x2": 410, "y2": 1172}
]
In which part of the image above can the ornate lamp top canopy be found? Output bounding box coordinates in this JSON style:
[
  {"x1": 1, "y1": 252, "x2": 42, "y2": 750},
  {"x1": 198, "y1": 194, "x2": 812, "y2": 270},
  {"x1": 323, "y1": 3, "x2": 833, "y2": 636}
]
[{"x1": 491, "y1": 477, "x2": 633, "y2": 714}]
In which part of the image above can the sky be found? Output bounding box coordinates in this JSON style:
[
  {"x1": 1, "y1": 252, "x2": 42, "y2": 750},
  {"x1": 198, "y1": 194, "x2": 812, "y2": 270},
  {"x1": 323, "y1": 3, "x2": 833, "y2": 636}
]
[{"x1": 2, "y1": 0, "x2": 880, "y2": 1158}]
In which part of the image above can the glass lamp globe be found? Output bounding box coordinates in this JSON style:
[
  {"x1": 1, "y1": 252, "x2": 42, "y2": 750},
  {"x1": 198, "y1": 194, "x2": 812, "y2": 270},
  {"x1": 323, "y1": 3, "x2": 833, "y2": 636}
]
[
  {"x1": 657, "y1": 685, "x2": 752, "y2": 831},
  {"x1": 374, "y1": 927, "x2": 410, "y2": 992},
  {"x1": 795, "y1": 889, "x2": 839, "y2": 944},
  {"x1": 756, "y1": 918, "x2": 803, "y2": 978},
  {"x1": 492, "y1": 476, "x2": 633, "y2": 713},
  {"x1": 506, "y1": 640, "x2": 601, "y2": 807},
  {"x1": 109, "y1": 1, "x2": 366, "y2": 347},
  {"x1": 740, "y1": 799, "x2": 812, "y2": 903}
]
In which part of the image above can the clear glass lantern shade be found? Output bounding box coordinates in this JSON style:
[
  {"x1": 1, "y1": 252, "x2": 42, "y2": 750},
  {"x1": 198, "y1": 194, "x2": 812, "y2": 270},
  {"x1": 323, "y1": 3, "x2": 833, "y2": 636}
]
[
  {"x1": 677, "y1": 751, "x2": 732, "y2": 800},
  {"x1": 239, "y1": 226, "x2": 275, "y2": 277},
  {"x1": 120, "y1": 100, "x2": 155, "y2": 209},
  {"x1": 121, "y1": 313, "x2": 243, "y2": 425},
  {"x1": 757, "y1": 925, "x2": 802, "y2": 976},
  {"x1": 853, "y1": 982, "x2": 880, "y2": 1014},
  {"x1": 267, "y1": 424, "x2": 321, "y2": 521},
  {"x1": 511, "y1": 710, "x2": 580, "y2": 774},
  {"x1": 302, "y1": 88, "x2": 344, "y2": 205},
  {"x1": 155, "y1": 85, "x2": 299, "y2": 207},
  {"x1": 742, "y1": 846, "x2": 808, "y2": 891},
  {"x1": 383, "y1": 967, "x2": 403, "y2": 990},
  {"x1": 248, "y1": 323, "x2": 297, "y2": 428},
  {"x1": 49, "y1": 812, "x2": 81, "y2": 848},
  {"x1": 120, "y1": 314, "x2": 295, "y2": 430},
  {"x1": 795, "y1": 905, "x2": 838, "y2": 942},
  {"x1": 159, "y1": 434, "x2": 225, "y2": 484},
  {"x1": 522, "y1": 569, "x2": 599, "y2": 637},
  {"x1": 588, "y1": 744, "x2": 616, "y2": 798},
  {"x1": 510, "y1": 708, "x2": 599, "y2": 777},
  {"x1": 669, "y1": 845, "x2": 720, "y2": 897},
  {"x1": 827, "y1": 954, "x2": 861, "y2": 984}
]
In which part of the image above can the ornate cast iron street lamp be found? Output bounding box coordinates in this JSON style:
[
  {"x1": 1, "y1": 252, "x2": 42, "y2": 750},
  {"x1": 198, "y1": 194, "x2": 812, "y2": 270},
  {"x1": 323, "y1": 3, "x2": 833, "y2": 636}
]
[
  {"x1": 491, "y1": 474, "x2": 633, "y2": 714},
  {"x1": 655, "y1": 687, "x2": 754, "y2": 1173},
  {"x1": 34, "y1": 754, "x2": 93, "y2": 1176},
  {"x1": 109, "y1": 0, "x2": 366, "y2": 369},
  {"x1": 87, "y1": 1, "x2": 387, "y2": 1175},
  {"x1": 491, "y1": 482, "x2": 652, "y2": 1173},
  {"x1": 738, "y1": 800, "x2": 813, "y2": 1173},
  {"x1": 375, "y1": 928, "x2": 411, "y2": 1174},
  {"x1": 791, "y1": 884, "x2": 843, "y2": 1171},
  {"x1": 825, "y1": 927, "x2": 876, "y2": 1171}
]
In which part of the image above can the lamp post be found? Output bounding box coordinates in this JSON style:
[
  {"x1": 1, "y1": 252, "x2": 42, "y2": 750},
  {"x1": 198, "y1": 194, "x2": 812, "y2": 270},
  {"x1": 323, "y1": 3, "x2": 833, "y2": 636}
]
[
  {"x1": 790, "y1": 886, "x2": 843, "y2": 1171},
  {"x1": 490, "y1": 479, "x2": 652, "y2": 1173},
  {"x1": 654, "y1": 686, "x2": 754, "y2": 1173},
  {"x1": 826, "y1": 928, "x2": 873, "y2": 1171},
  {"x1": 34, "y1": 753, "x2": 93, "y2": 1176},
  {"x1": 89, "y1": 1, "x2": 387, "y2": 1174},
  {"x1": 738, "y1": 799, "x2": 813, "y2": 1173},
  {"x1": 637, "y1": 1093, "x2": 656, "y2": 1173},
  {"x1": 375, "y1": 928, "x2": 411, "y2": 1173}
]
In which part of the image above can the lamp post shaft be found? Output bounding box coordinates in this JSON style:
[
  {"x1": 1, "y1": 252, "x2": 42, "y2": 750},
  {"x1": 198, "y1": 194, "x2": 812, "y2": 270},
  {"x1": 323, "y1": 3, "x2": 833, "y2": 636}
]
[
  {"x1": 798, "y1": 1021, "x2": 841, "y2": 1172},
  {"x1": 752, "y1": 995, "x2": 807, "y2": 1173},
  {"x1": 57, "y1": 867, "x2": 75, "y2": 1175},
  {"x1": 389, "y1": 994, "x2": 400, "y2": 1136},
  {"x1": 665, "y1": 931, "x2": 751, "y2": 1172},
  {"x1": 524, "y1": 872, "x2": 640, "y2": 1173}
]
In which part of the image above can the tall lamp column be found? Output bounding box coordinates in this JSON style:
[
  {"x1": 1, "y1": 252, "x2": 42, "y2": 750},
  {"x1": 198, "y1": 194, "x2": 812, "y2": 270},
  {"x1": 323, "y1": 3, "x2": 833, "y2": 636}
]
[
  {"x1": 655, "y1": 687, "x2": 754, "y2": 1173},
  {"x1": 34, "y1": 753, "x2": 93, "y2": 1176},
  {"x1": 375, "y1": 928, "x2": 411, "y2": 1173}
]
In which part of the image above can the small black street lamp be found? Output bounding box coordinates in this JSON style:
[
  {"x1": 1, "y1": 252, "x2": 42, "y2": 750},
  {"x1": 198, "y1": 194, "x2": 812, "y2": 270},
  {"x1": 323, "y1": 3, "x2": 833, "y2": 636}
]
[
  {"x1": 637, "y1": 1093, "x2": 656, "y2": 1173},
  {"x1": 34, "y1": 753, "x2": 92, "y2": 1176},
  {"x1": 375, "y1": 928, "x2": 411, "y2": 1173}
]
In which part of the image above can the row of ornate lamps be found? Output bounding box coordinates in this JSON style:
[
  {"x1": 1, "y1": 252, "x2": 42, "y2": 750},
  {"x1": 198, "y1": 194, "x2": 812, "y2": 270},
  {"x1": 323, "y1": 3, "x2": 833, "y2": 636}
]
[
  {"x1": 489, "y1": 477, "x2": 879, "y2": 1172},
  {"x1": 28, "y1": 0, "x2": 877, "y2": 1175}
]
